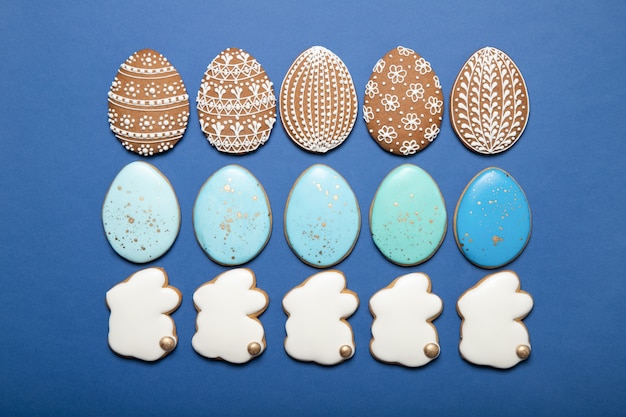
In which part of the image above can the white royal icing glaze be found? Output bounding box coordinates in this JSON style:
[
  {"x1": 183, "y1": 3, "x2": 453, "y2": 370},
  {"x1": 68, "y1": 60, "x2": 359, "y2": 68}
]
[
  {"x1": 192, "y1": 269, "x2": 268, "y2": 364},
  {"x1": 106, "y1": 267, "x2": 181, "y2": 361},
  {"x1": 283, "y1": 270, "x2": 358, "y2": 365},
  {"x1": 370, "y1": 273, "x2": 442, "y2": 367},
  {"x1": 457, "y1": 270, "x2": 533, "y2": 369}
]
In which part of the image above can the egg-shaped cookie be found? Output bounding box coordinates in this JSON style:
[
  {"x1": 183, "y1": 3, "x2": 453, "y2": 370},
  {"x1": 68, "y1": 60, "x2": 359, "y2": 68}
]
[
  {"x1": 363, "y1": 46, "x2": 443, "y2": 155},
  {"x1": 108, "y1": 49, "x2": 190, "y2": 156},
  {"x1": 197, "y1": 48, "x2": 277, "y2": 154},
  {"x1": 280, "y1": 46, "x2": 358, "y2": 153},
  {"x1": 450, "y1": 47, "x2": 529, "y2": 154}
]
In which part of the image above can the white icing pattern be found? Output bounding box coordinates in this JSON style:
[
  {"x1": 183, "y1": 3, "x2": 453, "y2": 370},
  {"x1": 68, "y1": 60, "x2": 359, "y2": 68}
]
[
  {"x1": 450, "y1": 47, "x2": 529, "y2": 154},
  {"x1": 457, "y1": 270, "x2": 533, "y2": 369},
  {"x1": 108, "y1": 49, "x2": 190, "y2": 156},
  {"x1": 370, "y1": 273, "x2": 442, "y2": 367},
  {"x1": 283, "y1": 270, "x2": 358, "y2": 365},
  {"x1": 106, "y1": 267, "x2": 181, "y2": 361},
  {"x1": 192, "y1": 269, "x2": 268, "y2": 364},
  {"x1": 197, "y1": 48, "x2": 277, "y2": 154},
  {"x1": 280, "y1": 46, "x2": 358, "y2": 153},
  {"x1": 363, "y1": 46, "x2": 443, "y2": 155}
]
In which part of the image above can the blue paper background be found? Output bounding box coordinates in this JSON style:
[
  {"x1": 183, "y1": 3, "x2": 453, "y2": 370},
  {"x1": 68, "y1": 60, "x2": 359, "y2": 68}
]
[{"x1": 2, "y1": 1, "x2": 624, "y2": 415}]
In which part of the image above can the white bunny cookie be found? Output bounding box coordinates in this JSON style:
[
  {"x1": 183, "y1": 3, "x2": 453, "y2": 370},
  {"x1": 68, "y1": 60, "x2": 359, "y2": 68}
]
[
  {"x1": 370, "y1": 273, "x2": 442, "y2": 367},
  {"x1": 106, "y1": 267, "x2": 181, "y2": 361},
  {"x1": 192, "y1": 268, "x2": 268, "y2": 364},
  {"x1": 283, "y1": 270, "x2": 358, "y2": 365},
  {"x1": 457, "y1": 270, "x2": 533, "y2": 369}
]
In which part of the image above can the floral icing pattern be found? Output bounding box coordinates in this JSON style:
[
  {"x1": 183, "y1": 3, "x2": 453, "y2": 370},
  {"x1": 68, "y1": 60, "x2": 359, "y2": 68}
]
[
  {"x1": 363, "y1": 46, "x2": 443, "y2": 155},
  {"x1": 450, "y1": 47, "x2": 529, "y2": 154},
  {"x1": 197, "y1": 48, "x2": 276, "y2": 154},
  {"x1": 108, "y1": 49, "x2": 190, "y2": 156}
]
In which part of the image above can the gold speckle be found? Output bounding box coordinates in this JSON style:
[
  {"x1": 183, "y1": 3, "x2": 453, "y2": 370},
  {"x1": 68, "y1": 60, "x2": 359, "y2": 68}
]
[
  {"x1": 321, "y1": 222, "x2": 327, "y2": 227},
  {"x1": 252, "y1": 195, "x2": 258, "y2": 201},
  {"x1": 224, "y1": 184, "x2": 231, "y2": 192},
  {"x1": 339, "y1": 345, "x2": 353, "y2": 358},
  {"x1": 328, "y1": 203, "x2": 333, "y2": 208},
  {"x1": 333, "y1": 194, "x2": 339, "y2": 200},
  {"x1": 139, "y1": 196, "x2": 144, "y2": 201},
  {"x1": 117, "y1": 186, "x2": 122, "y2": 191},
  {"x1": 516, "y1": 344, "x2": 531, "y2": 360},
  {"x1": 492, "y1": 235, "x2": 504, "y2": 246},
  {"x1": 128, "y1": 217, "x2": 135, "y2": 224},
  {"x1": 424, "y1": 343, "x2": 440, "y2": 359},
  {"x1": 393, "y1": 202, "x2": 399, "y2": 206},
  {"x1": 160, "y1": 336, "x2": 176, "y2": 351},
  {"x1": 247, "y1": 342, "x2": 262, "y2": 356}
]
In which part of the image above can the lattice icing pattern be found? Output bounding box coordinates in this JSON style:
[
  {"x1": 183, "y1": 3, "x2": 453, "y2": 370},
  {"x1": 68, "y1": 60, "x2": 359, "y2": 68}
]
[{"x1": 197, "y1": 48, "x2": 276, "y2": 154}]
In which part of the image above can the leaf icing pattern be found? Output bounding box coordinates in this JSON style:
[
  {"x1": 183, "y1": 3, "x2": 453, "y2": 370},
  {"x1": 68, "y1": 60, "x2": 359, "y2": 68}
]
[{"x1": 450, "y1": 47, "x2": 529, "y2": 154}]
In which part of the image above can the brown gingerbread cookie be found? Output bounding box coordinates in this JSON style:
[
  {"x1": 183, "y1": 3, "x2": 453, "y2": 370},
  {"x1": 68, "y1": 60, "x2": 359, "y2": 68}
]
[
  {"x1": 108, "y1": 49, "x2": 190, "y2": 156},
  {"x1": 196, "y1": 48, "x2": 277, "y2": 154},
  {"x1": 450, "y1": 47, "x2": 529, "y2": 154},
  {"x1": 280, "y1": 46, "x2": 358, "y2": 153},
  {"x1": 363, "y1": 46, "x2": 443, "y2": 155}
]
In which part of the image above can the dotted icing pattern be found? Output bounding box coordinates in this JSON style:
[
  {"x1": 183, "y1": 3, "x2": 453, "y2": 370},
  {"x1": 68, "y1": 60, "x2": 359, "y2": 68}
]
[
  {"x1": 280, "y1": 46, "x2": 358, "y2": 153},
  {"x1": 108, "y1": 49, "x2": 190, "y2": 156},
  {"x1": 363, "y1": 46, "x2": 443, "y2": 155},
  {"x1": 450, "y1": 47, "x2": 529, "y2": 154},
  {"x1": 197, "y1": 48, "x2": 277, "y2": 154}
]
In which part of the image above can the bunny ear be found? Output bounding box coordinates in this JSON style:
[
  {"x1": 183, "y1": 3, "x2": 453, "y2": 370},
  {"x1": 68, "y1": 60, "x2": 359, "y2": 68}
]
[{"x1": 509, "y1": 291, "x2": 534, "y2": 319}]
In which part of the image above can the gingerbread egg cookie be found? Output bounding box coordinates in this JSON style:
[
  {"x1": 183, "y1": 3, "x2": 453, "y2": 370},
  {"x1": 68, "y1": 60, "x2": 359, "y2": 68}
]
[
  {"x1": 193, "y1": 165, "x2": 272, "y2": 266},
  {"x1": 102, "y1": 161, "x2": 180, "y2": 264},
  {"x1": 457, "y1": 270, "x2": 533, "y2": 369},
  {"x1": 454, "y1": 167, "x2": 531, "y2": 269},
  {"x1": 363, "y1": 46, "x2": 443, "y2": 155},
  {"x1": 197, "y1": 48, "x2": 277, "y2": 154},
  {"x1": 450, "y1": 47, "x2": 529, "y2": 154},
  {"x1": 283, "y1": 270, "x2": 358, "y2": 365},
  {"x1": 106, "y1": 267, "x2": 182, "y2": 361},
  {"x1": 108, "y1": 49, "x2": 190, "y2": 156},
  {"x1": 284, "y1": 164, "x2": 360, "y2": 268},
  {"x1": 280, "y1": 46, "x2": 358, "y2": 153},
  {"x1": 370, "y1": 164, "x2": 446, "y2": 266},
  {"x1": 192, "y1": 269, "x2": 268, "y2": 364}
]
